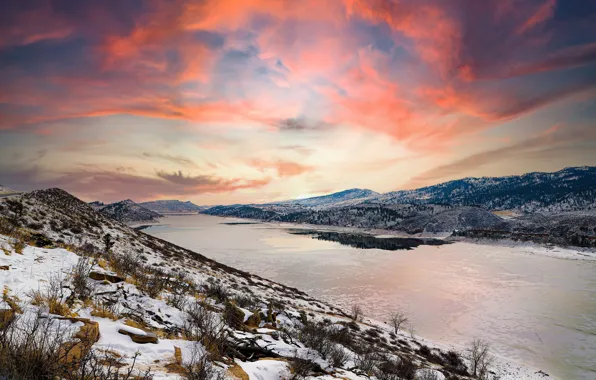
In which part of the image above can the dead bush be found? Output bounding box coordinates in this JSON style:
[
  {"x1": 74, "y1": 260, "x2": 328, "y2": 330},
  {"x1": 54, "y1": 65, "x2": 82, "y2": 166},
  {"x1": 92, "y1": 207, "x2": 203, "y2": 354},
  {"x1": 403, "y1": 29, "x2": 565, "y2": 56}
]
[
  {"x1": 204, "y1": 282, "x2": 229, "y2": 303},
  {"x1": 71, "y1": 257, "x2": 94, "y2": 302},
  {"x1": 328, "y1": 345, "x2": 350, "y2": 368},
  {"x1": 29, "y1": 274, "x2": 74, "y2": 317},
  {"x1": 374, "y1": 355, "x2": 417, "y2": 380},
  {"x1": 466, "y1": 339, "x2": 493, "y2": 379},
  {"x1": 442, "y1": 350, "x2": 468, "y2": 376},
  {"x1": 389, "y1": 310, "x2": 409, "y2": 334},
  {"x1": 222, "y1": 302, "x2": 244, "y2": 330},
  {"x1": 184, "y1": 301, "x2": 229, "y2": 359},
  {"x1": 183, "y1": 344, "x2": 225, "y2": 380},
  {"x1": 233, "y1": 294, "x2": 259, "y2": 309},
  {"x1": 350, "y1": 304, "x2": 363, "y2": 321},
  {"x1": 289, "y1": 356, "x2": 319, "y2": 380},
  {"x1": 0, "y1": 310, "x2": 151, "y2": 379},
  {"x1": 297, "y1": 322, "x2": 333, "y2": 358}
]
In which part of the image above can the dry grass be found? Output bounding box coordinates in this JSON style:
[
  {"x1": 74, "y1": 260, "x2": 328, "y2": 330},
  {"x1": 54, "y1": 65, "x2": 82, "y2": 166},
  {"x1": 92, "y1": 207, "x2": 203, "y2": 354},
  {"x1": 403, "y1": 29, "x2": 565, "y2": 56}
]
[
  {"x1": 2, "y1": 286, "x2": 22, "y2": 314},
  {"x1": 96, "y1": 258, "x2": 109, "y2": 270},
  {"x1": 90, "y1": 301, "x2": 120, "y2": 320}
]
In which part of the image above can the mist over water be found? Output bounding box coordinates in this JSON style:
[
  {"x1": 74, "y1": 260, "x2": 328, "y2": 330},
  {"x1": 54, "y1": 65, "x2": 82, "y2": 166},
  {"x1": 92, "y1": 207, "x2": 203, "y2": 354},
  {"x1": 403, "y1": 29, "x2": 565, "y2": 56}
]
[{"x1": 146, "y1": 214, "x2": 596, "y2": 380}]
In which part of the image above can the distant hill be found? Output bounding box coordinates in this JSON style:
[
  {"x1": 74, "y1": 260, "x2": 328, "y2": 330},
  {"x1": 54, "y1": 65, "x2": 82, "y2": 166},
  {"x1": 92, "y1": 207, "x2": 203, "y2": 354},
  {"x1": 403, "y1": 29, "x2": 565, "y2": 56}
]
[
  {"x1": 270, "y1": 188, "x2": 379, "y2": 208},
  {"x1": 375, "y1": 166, "x2": 596, "y2": 213},
  {"x1": 88, "y1": 201, "x2": 105, "y2": 211},
  {"x1": 0, "y1": 185, "x2": 20, "y2": 196},
  {"x1": 139, "y1": 199, "x2": 206, "y2": 214},
  {"x1": 97, "y1": 199, "x2": 162, "y2": 223}
]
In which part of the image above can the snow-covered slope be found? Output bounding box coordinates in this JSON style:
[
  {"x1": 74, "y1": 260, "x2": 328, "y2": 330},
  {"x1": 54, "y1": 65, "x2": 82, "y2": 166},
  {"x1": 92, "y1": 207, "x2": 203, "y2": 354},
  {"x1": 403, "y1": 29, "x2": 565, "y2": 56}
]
[
  {"x1": 140, "y1": 200, "x2": 206, "y2": 214},
  {"x1": 377, "y1": 166, "x2": 596, "y2": 213},
  {"x1": 270, "y1": 188, "x2": 379, "y2": 208},
  {"x1": 98, "y1": 199, "x2": 162, "y2": 223},
  {"x1": 0, "y1": 188, "x2": 547, "y2": 380}
]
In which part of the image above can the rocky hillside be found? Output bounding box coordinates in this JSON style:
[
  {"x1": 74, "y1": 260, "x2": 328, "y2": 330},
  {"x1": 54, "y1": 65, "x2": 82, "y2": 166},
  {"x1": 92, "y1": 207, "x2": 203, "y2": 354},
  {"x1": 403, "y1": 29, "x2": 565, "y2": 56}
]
[
  {"x1": 140, "y1": 200, "x2": 206, "y2": 214},
  {"x1": 97, "y1": 199, "x2": 162, "y2": 223},
  {"x1": 0, "y1": 188, "x2": 542, "y2": 379},
  {"x1": 270, "y1": 188, "x2": 379, "y2": 208},
  {"x1": 377, "y1": 166, "x2": 596, "y2": 213}
]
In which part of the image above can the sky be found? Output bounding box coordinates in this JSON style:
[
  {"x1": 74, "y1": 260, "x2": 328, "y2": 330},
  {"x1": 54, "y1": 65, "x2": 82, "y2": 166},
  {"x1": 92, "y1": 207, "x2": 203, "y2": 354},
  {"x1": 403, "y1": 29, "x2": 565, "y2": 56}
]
[{"x1": 1, "y1": 0, "x2": 596, "y2": 205}]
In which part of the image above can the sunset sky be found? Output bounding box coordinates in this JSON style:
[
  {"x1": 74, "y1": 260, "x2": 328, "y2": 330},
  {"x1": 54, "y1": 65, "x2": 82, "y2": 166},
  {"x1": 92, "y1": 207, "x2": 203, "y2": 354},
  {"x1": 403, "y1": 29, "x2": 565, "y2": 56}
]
[{"x1": 1, "y1": 0, "x2": 596, "y2": 204}]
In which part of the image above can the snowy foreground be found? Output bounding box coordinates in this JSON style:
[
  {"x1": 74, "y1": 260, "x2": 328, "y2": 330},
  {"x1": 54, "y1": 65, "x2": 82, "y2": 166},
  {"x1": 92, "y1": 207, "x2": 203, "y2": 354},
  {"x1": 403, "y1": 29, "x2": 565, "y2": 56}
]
[{"x1": 0, "y1": 234, "x2": 551, "y2": 380}]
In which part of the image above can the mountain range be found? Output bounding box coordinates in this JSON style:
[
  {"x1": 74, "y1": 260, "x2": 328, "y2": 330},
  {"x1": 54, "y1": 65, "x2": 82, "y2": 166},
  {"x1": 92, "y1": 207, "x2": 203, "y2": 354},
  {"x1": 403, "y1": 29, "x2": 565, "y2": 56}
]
[
  {"x1": 139, "y1": 199, "x2": 206, "y2": 214},
  {"x1": 89, "y1": 199, "x2": 162, "y2": 223},
  {"x1": 202, "y1": 167, "x2": 596, "y2": 247}
]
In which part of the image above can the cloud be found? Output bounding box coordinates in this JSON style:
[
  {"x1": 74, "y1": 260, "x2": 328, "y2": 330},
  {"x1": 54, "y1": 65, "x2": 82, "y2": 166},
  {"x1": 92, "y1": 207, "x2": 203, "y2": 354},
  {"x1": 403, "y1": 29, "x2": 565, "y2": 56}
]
[
  {"x1": 142, "y1": 152, "x2": 198, "y2": 167},
  {"x1": 1, "y1": 0, "x2": 596, "y2": 203},
  {"x1": 248, "y1": 159, "x2": 314, "y2": 178},
  {"x1": 0, "y1": 166, "x2": 271, "y2": 203}
]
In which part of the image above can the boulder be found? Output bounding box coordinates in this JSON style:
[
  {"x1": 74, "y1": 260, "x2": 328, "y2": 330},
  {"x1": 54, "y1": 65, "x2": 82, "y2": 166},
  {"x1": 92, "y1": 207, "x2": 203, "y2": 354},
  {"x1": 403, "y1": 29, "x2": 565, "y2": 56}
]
[
  {"x1": 118, "y1": 325, "x2": 159, "y2": 344},
  {"x1": 0, "y1": 265, "x2": 9, "y2": 270},
  {"x1": 89, "y1": 271, "x2": 125, "y2": 283},
  {"x1": 58, "y1": 318, "x2": 100, "y2": 366}
]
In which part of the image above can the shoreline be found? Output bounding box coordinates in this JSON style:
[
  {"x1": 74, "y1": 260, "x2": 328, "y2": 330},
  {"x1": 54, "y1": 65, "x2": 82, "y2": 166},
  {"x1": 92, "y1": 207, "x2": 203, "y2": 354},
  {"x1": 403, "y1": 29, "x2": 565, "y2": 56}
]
[{"x1": 196, "y1": 214, "x2": 596, "y2": 261}]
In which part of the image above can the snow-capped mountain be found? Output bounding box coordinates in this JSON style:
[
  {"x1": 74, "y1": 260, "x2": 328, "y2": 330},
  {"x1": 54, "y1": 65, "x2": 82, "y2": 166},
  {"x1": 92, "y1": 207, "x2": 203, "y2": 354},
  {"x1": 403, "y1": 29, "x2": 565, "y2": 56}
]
[
  {"x1": 376, "y1": 166, "x2": 596, "y2": 213},
  {"x1": 270, "y1": 188, "x2": 379, "y2": 208},
  {"x1": 97, "y1": 199, "x2": 162, "y2": 223},
  {"x1": 139, "y1": 199, "x2": 206, "y2": 214}
]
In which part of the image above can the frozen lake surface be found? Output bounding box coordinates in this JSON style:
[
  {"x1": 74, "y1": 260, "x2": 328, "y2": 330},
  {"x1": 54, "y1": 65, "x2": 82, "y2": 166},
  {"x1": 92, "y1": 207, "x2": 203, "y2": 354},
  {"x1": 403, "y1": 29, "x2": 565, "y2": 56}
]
[{"x1": 146, "y1": 214, "x2": 596, "y2": 380}]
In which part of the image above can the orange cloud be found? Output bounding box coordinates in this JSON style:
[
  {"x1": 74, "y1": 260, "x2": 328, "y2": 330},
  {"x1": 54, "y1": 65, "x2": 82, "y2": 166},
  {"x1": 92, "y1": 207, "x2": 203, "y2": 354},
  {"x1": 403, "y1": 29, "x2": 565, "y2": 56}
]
[{"x1": 248, "y1": 159, "x2": 314, "y2": 178}]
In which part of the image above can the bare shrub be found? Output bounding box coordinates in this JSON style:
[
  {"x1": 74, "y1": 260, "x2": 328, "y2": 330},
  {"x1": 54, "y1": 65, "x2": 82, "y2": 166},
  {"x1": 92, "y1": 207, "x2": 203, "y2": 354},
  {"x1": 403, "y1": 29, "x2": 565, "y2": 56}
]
[
  {"x1": 184, "y1": 301, "x2": 229, "y2": 359},
  {"x1": 222, "y1": 302, "x2": 244, "y2": 330},
  {"x1": 328, "y1": 345, "x2": 350, "y2": 368},
  {"x1": 0, "y1": 310, "x2": 150, "y2": 379},
  {"x1": 71, "y1": 257, "x2": 94, "y2": 301},
  {"x1": 183, "y1": 344, "x2": 225, "y2": 380},
  {"x1": 298, "y1": 322, "x2": 333, "y2": 358},
  {"x1": 233, "y1": 294, "x2": 259, "y2": 309},
  {"x1": 10, "y1": 234, "x2": 26, "y2": 254},
  {"x1": 289, "y1": 356, "x2": 318, "y2": 380},
  {"x1": 350, "y1": 304, "x2": 363, "y2": 322},
  {"x1": 466, "y1": 339, "x2": 493, "y2": 379},
  {"x1": 29, "y1": 274, "x2": 73, "y2": 317},
  {"x1": 136, "y1": 266, "x2": 169, "y2": 298},
  {"x1": 389, "y1": 310, "x2": 409, "y2": 334},
  {"x1": 356, "y1": 351, "x2": 379, "y2": 374},
  {"x1": 90, "y1": 300, "x2": 121, "y2": 320},
  {"x1": 442, "y1": 350, "x2": 468, "y2": 376},
  {"x1": 205, "y1": 282, "x2": 229, "y2": 303},
  {"x1": 167, "y1": 291, "x2": 189, "y2": 311},
  {"x1": 374, "y1": 355, "x2": 416, "y2": 380}
]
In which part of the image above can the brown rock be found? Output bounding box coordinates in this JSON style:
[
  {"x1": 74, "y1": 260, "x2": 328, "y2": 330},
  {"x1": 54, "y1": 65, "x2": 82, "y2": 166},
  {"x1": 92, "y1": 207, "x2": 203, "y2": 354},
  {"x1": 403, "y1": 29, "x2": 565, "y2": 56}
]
[
  {"x1": 58, "y1": 318, "x2": 101, "y2": 367},
  {"x1": 89, "y1": 271, "x2": 125, "y2": 283},
  {"x1": 0, "y1": 265, "x2": 9, "y2": 270},
  {"x1": 118, "y1": 328, "x2": 159, "y2": 344}
]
